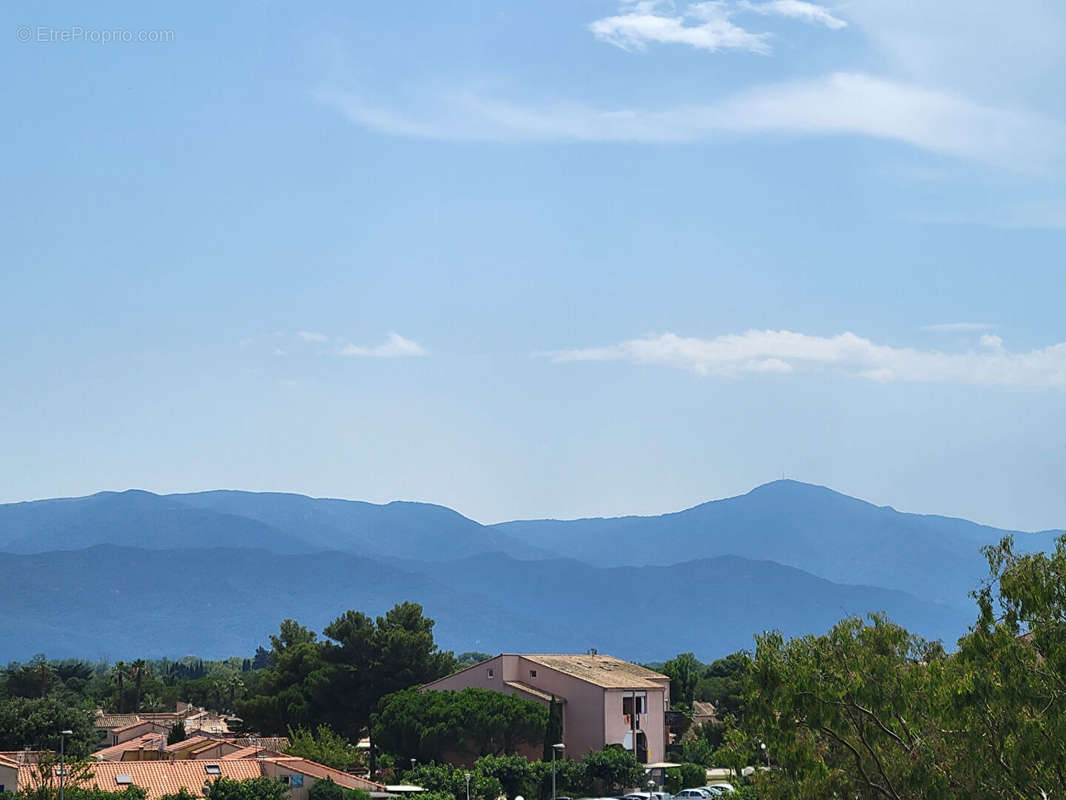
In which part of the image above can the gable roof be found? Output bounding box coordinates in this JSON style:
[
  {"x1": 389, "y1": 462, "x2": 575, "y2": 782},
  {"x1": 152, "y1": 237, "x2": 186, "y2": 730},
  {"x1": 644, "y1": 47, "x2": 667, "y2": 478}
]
[
  {"x1": 260, "y1": 757, "x2": 386, "y2": 792},
  {"x1": 19, "y1": 760, "x2": 262, "y2": 800},
  {"x1": 92, "y1": 733, "x2": 166, "y2": 761},
  {"x1": 504, "y1": 680, "x2": 565, "y2": 703},
  {"x1": 0, "y1": 754, "x2": 18, "y2": 769},
  {"x1": 521, "y1": 654, "x2": 669, "y2": 689}
]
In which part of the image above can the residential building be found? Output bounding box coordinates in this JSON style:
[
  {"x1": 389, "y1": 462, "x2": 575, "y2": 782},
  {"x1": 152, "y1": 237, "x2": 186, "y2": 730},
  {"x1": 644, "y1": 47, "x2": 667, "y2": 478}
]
[
  {"x1": 0, "y1": 754, "x2": 17, "y2": 795},
  {"x1": 421, "y1": 652, "x2": 671, "y2": 763}
]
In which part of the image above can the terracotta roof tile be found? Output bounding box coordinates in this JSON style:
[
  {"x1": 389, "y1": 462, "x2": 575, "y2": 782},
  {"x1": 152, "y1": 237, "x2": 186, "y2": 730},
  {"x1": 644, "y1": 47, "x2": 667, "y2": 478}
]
[
  {"x1": 19, "y1": 760, "x2": 263, "y2": 800},
  {"x1": 92, "y1": 734, "x2": 166, "y2": 761},
  {"x1": 261, "y1": 758, "x2": 386, "y2": 791}
]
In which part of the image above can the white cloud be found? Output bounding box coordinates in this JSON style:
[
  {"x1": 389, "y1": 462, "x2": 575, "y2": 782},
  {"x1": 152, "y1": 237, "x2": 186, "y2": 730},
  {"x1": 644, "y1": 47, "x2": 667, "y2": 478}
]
[
  {"x1": 545, "y1": 330, "x2": 1066, "y2": 387},
  {"x1": 297, "y1": 330, "x2": 329, "y2": 343},
  {"x1": 980, "y1": 333, "x2": 1004, "y2": 350},
  {"x1": 589, "y1": 1, "x2": 772, "y2": 55},
  {"x1": 338, "y1": 333, "x2": 427, "y2": 358},
  {"x1": 317, "y1": 73, "x2": 1065, "y2": 173},
  {"x1": 922, "y1": 322, "x2": 995, "y2": 332},
  {"x1": 738, "y1": 0, "x2": 846, "y2": 29}
]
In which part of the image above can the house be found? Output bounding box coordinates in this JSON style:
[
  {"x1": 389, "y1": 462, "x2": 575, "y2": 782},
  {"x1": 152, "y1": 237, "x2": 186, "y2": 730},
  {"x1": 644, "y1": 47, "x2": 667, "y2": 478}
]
[
  {"x1": 94, "y1": 703, "x2": 232, "y2": 746},
  {"x1": 258, "y1": 757, "x2": 387, "y2": 800},
  {"x1": 14, "y1": 758, "x2": 388, "y2": 800},
  {"x1": 0, "y1": 754, "x2": 18, "y2": 795},
  {"x1": 92, "y1": 733, "x2": 168, "y2": 762},
  {"x1": 421, "y1": 652, "x2": 671, "y2": 763}
]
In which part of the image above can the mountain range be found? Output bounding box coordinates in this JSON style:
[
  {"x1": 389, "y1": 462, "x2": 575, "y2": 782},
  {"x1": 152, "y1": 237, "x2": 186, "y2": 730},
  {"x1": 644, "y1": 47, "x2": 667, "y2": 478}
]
[{"x1": 1, "y1": 480, "x2": 1058, "y2": 662}]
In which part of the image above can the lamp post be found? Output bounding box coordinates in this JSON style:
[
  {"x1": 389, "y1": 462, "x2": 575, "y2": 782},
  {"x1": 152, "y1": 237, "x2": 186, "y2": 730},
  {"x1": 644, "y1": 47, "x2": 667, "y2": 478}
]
[
  {"x1": 464, "y1": 771, "x2": 472, "y2": 800},
  {"x1": 760, "y1": 742, "x2": 769, "y2": 768},
  {"x1": 59, "y1": 729, "x2": 73, "y2": 800},
  {"x1": 551, "y1": 742, "x2": 565, "y2": 800}
]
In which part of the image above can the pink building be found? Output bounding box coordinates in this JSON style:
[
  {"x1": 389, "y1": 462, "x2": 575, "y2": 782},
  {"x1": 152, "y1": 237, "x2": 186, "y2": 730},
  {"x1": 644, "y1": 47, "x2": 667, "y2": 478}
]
[{"x1": 422, "y1": 653, "x2": 670, "y2": 763}]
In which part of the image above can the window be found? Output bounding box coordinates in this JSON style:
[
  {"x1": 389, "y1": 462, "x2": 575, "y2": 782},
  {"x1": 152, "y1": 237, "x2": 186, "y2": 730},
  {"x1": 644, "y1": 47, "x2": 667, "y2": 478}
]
[
  {"x1": 487, "y1": 668, "x2": 494, "y2": 678},
  {"x1": 115, "y1": 775, "x2": 132, "y2": 786},
  {"x1": 204, "y1": 764, "x2": 222, "y2": 775},
  {"x1": 529, "y1": 670, "x2": 537, "y2": 679},
  {"x1": 622, "y1": 691, "x2": 647, "y2": 715},
  {"x1": 291, "y1": 774, "x2": 304, "y2": 787}
]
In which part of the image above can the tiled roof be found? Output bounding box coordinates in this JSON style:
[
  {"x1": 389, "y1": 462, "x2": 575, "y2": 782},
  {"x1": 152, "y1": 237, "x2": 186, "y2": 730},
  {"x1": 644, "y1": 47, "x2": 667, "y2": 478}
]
[
  {"x1": 521, "y1": 654, "x2": 669, "y2": 689},
  {"x1": 0, "y1": 754, "x2": 19, "y2": 769},
  {"x1": 92, "y1": 734, "x2": 166, "y2": 761},
  {"x1": 231, "y1": 737, "x2": 289, "y2": 750},
  {"x1": 19, "y1": 760, "x2": 263, "y2": 800},
  {"x1": 165, "y1": 736, "x2": 213, "y2": 753},
  {"x1": 220, "y1": 745, "x2": 284, "y2": 760},
  {"x1": 504, "y1": 680, "x2": 565, "y2": 703},
  {"x1": 94, "y1": 714, "x2": 142, "y2": 729},
  {"x1": 261, "y1": 758, "x2": 386, "y2": 792},
  {"x1": 112, "y1": 719, "x2": 170, "y2": 734}
]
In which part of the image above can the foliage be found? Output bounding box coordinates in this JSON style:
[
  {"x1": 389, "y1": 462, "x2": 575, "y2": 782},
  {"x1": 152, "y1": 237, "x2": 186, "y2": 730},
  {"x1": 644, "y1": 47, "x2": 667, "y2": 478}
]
[
  {"x1": 0, "y1": 697, "x2": 96, "y2": 757},
  {"x1": 158, "y1": 791, "x2": 199, "y2": 800},
  {"x1": 695, "y1": 652, "x2": 751, "y2": 718},
  {"x1": 474, "y1": 754, "x2": 536, "y2": 799},
  {"x1": 238, "y1": 603, "x2": 456, "y2": 741},
  {"x1": 579, "y1": 746, "x2": 642, "y2": 794},
  {"x1": 286, "y1": 724, "x2": 359, "y2": 771},
  {"x1": 403, "y1": 763, "x2": 502, "y2": 800},
  {"x1": 167, "y1": 721, "x2": 187, "y2": 745},
  {"x1": 663, "y1": 763, "x2": 706, "y2": 793},
  {"x1": 202, "y1": 777, "x2": 290, "y2": 800},
  {"x1": 373, "y1": 687, "x2": 547, "y2": 763},
  {"x1": 662, "y1": 653, "x2": 701, "y2": 709},
  {"x1": 306, "y1": 777, "x2": 372, "y2": 800}
]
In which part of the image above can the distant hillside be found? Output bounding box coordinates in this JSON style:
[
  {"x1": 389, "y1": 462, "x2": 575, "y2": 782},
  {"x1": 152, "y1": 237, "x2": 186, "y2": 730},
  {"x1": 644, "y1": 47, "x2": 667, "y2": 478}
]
[
  {"x1": 0, "y1": 489, "x2": 549, "y2": 561},
  {"x1": 493, "y1": 480, "x2": 1062, "y2": 610},
  {"x1": 0, "y1": 546, "x2": 970, "y2": 663}
]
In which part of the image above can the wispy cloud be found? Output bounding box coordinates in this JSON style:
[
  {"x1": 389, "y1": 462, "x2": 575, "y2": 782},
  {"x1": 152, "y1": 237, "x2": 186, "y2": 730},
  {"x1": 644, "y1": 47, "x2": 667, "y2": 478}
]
[
  {"x1": 317, "y1": 73, "x2": 1065, "y2": 173},
  {"x1": 338, "y1": 333, "x2": 427, "y2": 358},
  {"x1": 590, "y1": 1, "x2": 772, "y2": 55},
  {"x1": 544, "y1": 330, "x2": 1066, "y2": 387},
  {"x1": 738, "y1": 0, "x2": 846, "y2": 29},
  {"x1": 922, "y1": 322, "x2": 995, "y2": 332},
  {"x1": 297, "y1": 330, "x2": 329, "y2": 343}
]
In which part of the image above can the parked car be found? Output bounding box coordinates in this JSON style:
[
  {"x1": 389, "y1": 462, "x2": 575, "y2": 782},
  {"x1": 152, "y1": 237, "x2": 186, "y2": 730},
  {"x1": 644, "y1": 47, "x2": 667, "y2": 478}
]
[
  {"x1": 700, "y1": 786, "x2": 736, "y2": 796},
  {"x1": 674, "y1": 789, "x2": 713, "y2": 799}
]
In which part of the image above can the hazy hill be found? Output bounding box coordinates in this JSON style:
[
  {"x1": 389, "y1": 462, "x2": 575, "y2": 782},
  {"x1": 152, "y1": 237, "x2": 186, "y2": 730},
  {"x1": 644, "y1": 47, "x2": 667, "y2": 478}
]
[
  {"x1": 493, "y1": 480, "x2": 1062, "y2": 609},
  {"x1": 0, "y1": 546, "x2": 969, "y2": 662},
  {"x1": 0, "y1": 489, "x2": 547, "y2": 561}
]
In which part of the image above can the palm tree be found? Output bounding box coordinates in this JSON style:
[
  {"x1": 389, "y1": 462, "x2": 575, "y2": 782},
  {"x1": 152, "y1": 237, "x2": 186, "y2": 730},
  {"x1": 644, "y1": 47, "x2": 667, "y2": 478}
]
[
  {"x1": 131, "y1": 659, "x2": 149, "y2": 712},
  {"x1": 113, "y1": 662, "x2": 128, "y2": 713}
]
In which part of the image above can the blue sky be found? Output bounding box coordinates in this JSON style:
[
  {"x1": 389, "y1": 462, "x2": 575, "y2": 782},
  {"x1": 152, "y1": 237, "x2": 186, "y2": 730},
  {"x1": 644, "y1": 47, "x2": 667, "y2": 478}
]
[{"x1": 2, "y1": 0, "x2": 1064, "y2": 530}]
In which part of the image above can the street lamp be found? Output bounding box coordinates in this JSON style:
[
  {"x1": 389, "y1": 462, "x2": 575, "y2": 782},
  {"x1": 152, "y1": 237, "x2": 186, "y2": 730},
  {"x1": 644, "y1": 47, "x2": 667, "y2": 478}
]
[
  {"x1": 464, "y1": 771, "x2": 472, "y2": 800},
  {"x1": 551, "y1": 742, "x2": 565, "y2": 800},
  {"x1": 410, "y1": 758, "x2": 417, "y2": 773},
  {"x1": 759, "y1": 742, "x2": 769, "y2": 767},
  {"x1": 59, "y1": 729, "x2": 73, "y2": 800}
]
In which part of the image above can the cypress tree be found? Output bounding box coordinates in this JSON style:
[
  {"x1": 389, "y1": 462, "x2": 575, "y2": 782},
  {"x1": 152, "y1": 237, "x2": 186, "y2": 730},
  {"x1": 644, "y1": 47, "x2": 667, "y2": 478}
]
[{"x1": 543, "y1": 695, "x2": 563, "y2": 761}]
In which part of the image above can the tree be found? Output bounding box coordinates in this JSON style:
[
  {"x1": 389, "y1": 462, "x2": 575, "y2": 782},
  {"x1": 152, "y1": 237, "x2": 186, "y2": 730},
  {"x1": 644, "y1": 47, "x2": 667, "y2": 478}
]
[
  {"x1": 167, "y1": 721, "x2": 187, "y2": 745},
  {"x1": 373, "y1": 687, "x2": 547, "y2": 763},
  {"x1": 0, "y1": 696, "x2": 96, "y2": 757},
  {"x1": 202, "y1": 777, "x2": 290, "y2": 800},
  {"x1": 403, "y1": 764, "x2": 502, "y2": 800},
  {"x1": 475, "y1": 754, "x2": 536, "y2": 799},
  {"x1": 130, "y1": 660, "x2": 149, "y2": 712},
  {"x1": 742, "y1": 614, "x2": 949, "y2": 800},
  {"x1": 286, "y1": 724, "x2": 359, "y2": 770},
  {"x1": 307, "y1": 777, "x2": 372, "y2": 800},
  {"x1": 662, "y1": 653, "x2": 701, "y2": 709},
  {"x1": 579, "y1": 747, "x2": 643, "y2": 794},
  {"x1": 542, "y1": 695, "x2": 563, "y2": 762},
  {"x1": 112, "y1": 662, "x2": 128, "y2": 713},
  {"x1": 695, "y1": 652, "x2": 751, "y2": 719}
]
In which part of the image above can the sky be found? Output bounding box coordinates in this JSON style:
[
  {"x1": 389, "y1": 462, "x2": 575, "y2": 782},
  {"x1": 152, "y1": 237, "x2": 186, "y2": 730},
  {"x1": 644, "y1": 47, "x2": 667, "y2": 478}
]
[{"x1": 2, "y1": 0, "x2": 1064, "y2": 530}]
